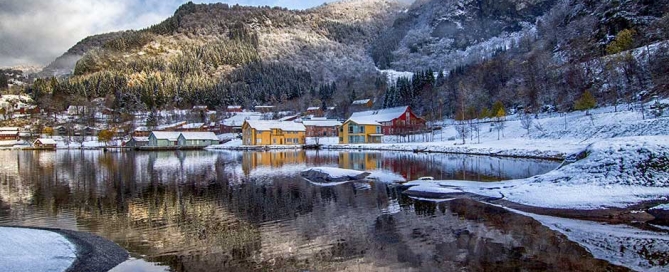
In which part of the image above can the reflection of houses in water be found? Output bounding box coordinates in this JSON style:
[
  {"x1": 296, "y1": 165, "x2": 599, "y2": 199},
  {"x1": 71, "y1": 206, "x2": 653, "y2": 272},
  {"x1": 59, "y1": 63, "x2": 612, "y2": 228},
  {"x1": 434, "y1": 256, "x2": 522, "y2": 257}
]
[
  {"x1": 337, "y1": 152, "x2": 426, "y2": 180},
  {"x1": 338, "y1": 152, "x2": 382, "y2": 171},
  {"x1": 242, "y1": 151, "x2": 307, "y2": 175}
]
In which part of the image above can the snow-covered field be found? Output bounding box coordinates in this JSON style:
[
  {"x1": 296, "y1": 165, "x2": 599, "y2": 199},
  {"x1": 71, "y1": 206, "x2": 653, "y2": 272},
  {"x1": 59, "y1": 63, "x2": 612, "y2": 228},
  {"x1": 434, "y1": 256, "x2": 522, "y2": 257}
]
[
  {"x1": 404, "y1": 136, "x2": 669, "y2": 209},
  {"x1": 324, "y1": 104, "x2": 669, "y2": 210},
  {"x1": 327, "y1": 104, "x2": 669, "y2": 160}
]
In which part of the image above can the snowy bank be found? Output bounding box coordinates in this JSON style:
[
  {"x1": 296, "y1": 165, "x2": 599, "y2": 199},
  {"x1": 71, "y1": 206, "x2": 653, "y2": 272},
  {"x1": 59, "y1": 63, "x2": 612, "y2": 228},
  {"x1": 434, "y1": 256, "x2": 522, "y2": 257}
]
[
  {"x1": 0, "y1": 227, "x2": 129, "y2": 272},
  {"x1": 512, "y1": 209, "x2": 669, "y2": 272},
  {"x1": 0, "y1": 227, "x2": 76, "y2": 272},
  {"x1": 403, "y1": 136, "x2": 669, "y2": 210}
]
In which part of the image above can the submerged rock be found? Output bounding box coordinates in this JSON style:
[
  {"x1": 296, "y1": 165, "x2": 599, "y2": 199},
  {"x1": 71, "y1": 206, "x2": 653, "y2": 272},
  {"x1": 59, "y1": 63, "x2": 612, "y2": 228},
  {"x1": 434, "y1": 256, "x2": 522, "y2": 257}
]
[{"x1": 301, "y1": 167, "x2": 371, "y2": 184}]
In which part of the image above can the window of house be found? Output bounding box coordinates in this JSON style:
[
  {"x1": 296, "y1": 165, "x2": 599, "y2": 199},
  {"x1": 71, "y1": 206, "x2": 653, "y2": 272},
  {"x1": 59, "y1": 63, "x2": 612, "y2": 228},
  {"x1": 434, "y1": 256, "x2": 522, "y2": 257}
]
[
  {"x1": 376, "y1": 126, "x2": 381, "y2": 134},
  {"x1": 348, "y1": 125, "x2": 353, "y2": 133},
  {"x1": 256, "y1": 139, "x2": 261, "y2": 144}
]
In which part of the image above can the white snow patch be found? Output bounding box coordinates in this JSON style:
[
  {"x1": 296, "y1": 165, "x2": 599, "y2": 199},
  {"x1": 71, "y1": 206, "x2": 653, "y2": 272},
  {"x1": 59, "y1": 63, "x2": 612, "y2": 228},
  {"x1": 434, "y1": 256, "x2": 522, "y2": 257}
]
[
  {"x1": 0, "y1": 227, "x2": 76, "y2": 272},
  {"x1": 404, "y1": 136, "x2": 669, "y2": 209},
  {"x1": 511, "y1": 210, "x2": 669, "y2": 272}
]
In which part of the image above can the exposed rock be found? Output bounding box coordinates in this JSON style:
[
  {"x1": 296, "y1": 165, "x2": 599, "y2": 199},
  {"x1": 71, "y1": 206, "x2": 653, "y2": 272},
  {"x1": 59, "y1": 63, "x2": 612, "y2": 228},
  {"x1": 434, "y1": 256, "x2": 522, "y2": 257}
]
[{"x1": 301, "y1": 167, "x2": 371, "y2": 183}]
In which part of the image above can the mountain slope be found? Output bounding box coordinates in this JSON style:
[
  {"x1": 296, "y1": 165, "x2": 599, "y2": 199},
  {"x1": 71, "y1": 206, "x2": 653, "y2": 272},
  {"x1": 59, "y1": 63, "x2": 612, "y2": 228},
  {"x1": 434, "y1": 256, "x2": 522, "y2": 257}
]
[
  {"x1": 371, "y1": 0, "x2": 557, "y2": 70},
  {"x1": 36, "y1": 0, "x2": 405, "y2": 112}
]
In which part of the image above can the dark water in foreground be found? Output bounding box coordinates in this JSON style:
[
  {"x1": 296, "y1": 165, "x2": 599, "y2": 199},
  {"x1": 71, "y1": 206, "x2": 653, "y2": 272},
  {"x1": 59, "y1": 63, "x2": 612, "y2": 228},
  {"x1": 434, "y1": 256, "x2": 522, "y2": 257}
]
[{"x1": 0, "y1": 150, "x2": 655, "y2": 271}]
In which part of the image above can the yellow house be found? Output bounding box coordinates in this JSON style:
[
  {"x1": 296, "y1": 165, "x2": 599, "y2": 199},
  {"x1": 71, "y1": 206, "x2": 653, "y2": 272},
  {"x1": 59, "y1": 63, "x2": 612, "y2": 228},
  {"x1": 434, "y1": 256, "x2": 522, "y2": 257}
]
[
  {"x1": 242, "y1": 120, "x2": 306, "y2": 145},
  {"x1": 339, "y1": 117, "x2": 383, "y2": 144}
]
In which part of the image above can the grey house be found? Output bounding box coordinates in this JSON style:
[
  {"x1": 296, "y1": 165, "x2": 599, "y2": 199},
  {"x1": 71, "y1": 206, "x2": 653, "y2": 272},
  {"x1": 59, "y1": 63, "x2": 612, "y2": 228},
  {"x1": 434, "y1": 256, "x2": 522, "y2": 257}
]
[
  {"x1": 148, "y1": 131, "x2": 180, "y2": 147},
  {"x1": 125, "y1": 137, "x2": 149, "y2": 148},
  {"x1": 177, "y1": 132, "x2": 219, "y2": 147}
]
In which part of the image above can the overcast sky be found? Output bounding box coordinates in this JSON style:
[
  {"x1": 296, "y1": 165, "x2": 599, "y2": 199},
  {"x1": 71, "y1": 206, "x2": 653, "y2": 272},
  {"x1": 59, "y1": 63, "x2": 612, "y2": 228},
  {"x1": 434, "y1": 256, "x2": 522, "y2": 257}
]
[{"x1": 0, "y1": 0, "x2": 338, "y2": 68}]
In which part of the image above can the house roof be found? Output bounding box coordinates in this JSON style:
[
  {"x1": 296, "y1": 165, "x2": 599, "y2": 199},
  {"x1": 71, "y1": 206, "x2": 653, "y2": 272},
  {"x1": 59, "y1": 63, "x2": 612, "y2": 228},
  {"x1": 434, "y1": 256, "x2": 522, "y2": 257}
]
[
  {"x1": 150, "y1": 131, "x2": 181, "y2": 141},
  {"x1": 222, "y1": 112, "x2": 263, "y2": 126},
  {"x1": 157, "y1": 121, "x2": 187, "y2": 130},
  {"x1": 227, "y1": 105, "x2": 242, "y2": 109},
  {"x1": 0, "y1": 127, "x2": 20, "y2": 131},
  {"x1": 302, "y1": 120, "x2": 342, "y2": 127},
  {"x1": 245, "y1": 120, "x2": 306, "y2": 132},
  {"x1": 306, "y1": 107, "x2": 321, "y2": 111},
  {"x1": 131, "y1": 137, "x2": 149, "y2": 142},
  {"x1": 346, "y1": 117, "x2": 381, "y2": 126},
  {"x1": 352, "y1": 99, "x2": 372, "y2": 105},
  {"x1": 34, "y1": 138, "x2": 57, "y2": 145},
  {"x1": 0, "y1": 131, "x2": 18, "y2": 136},
  {"x1": 179, "y1": 132, "x2": 218, "y2": 141},
  {"x1": 350, "y1": 106, "x2": 409, "y2": 124},
  {"x1": 182, "y1": 123, "x2": 205, "y2": 129}
]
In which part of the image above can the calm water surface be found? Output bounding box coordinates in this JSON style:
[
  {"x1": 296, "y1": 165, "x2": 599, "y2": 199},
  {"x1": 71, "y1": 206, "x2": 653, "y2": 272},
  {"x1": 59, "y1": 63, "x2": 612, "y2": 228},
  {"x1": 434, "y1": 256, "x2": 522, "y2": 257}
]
[{"x1": 0, "y1": 150, "x2": 648, "y2": 271}]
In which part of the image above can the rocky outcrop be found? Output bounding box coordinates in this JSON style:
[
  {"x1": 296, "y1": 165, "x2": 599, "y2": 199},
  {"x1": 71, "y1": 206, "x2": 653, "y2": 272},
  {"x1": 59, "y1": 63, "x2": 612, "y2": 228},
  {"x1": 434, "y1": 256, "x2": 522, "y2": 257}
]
[{"x1": 301, "y1": 167, "x2": 371, "y2": 184}]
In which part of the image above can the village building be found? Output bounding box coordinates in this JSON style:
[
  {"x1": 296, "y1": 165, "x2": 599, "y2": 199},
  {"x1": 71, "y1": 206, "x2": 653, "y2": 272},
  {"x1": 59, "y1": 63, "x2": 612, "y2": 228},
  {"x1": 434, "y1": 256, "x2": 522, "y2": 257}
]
[
  {"x1": 352, "y1": 99, "x2": 373, "y2": 108},
  {"x1": 148, "y1": 131, "x2": 181, "y2": 147},
  {"x1": 349, "y1": 106, "x2": 426, "y2": 135},
  {"x1": 302, "y1": 119, "x2": 342, "y2": 137},
  {"x1": 242, "y1": 120, "x2": 306, "y2": 146},
  {"x1": 226, "y1": 105, "x2": 243, "y2": 113},
  {"x1": 32, "y1": 138, "x2": 57, "y2": 149},
  {"x1": 192, "y1": 105, "x2": 208, "y2": 112},
  {"x1": 221, "y1": 112, "x2": 263, "y2": 134},
  {"x1": 124, "y1": 137, "x2": 149, "y2": 148},
  {"x1": 254, "y1": 105, "x2": 275, "y2": 113},
  {"x1": 177, "y1": 132, "x2": 219, "y2": 147},
  {"x1": 66, "y1": 105, "x2": 88, "y2": 116},
  {"x1": 0, "y1": 127, "x2": 19, "y2": 141},
  {"x1": 339, "y1": 117, "x2": 383, "y2": 144},
  {"x1": 176, "y1": 123, "x2": 206, "y2": 132},
  {"x1": 306, "y1": 106, "x2": 324, "y2": 117}
]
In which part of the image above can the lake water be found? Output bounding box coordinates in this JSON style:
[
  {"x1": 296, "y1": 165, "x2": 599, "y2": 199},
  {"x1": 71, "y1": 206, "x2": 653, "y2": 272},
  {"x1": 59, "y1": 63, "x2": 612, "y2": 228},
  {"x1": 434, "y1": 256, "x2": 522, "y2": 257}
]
[{"x1": 0, "y1": 149, "x2": 655, "y2": 271}]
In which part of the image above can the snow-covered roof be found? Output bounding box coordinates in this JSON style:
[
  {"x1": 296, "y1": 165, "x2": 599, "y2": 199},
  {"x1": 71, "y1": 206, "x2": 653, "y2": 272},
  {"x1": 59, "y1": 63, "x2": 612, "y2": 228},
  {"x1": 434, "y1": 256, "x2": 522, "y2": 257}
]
[
  {"x1": 302, "y1": 120, "x2": 342, "y2": 127},
  {"x1": 34, "y1": 138, "x2": 57, "y2": 145},
  {"x1": 346, "y1": 117, "x2": 381, "y2": 126},
  {"x1": 245, "y1": 120, "x2": 306, "y2": 132},
  {"x1": 0, "y1": 131, "x2": 18, "y2": 136},
  {"x1": 349, "y1": 106, "x2": 409, "y2": 123},
  {"x1": 130, "y1": 137, "x2": 149, "y2": 142},
  {"x1": 222, "y1": 112, "x2": 263, "y2": 126},
  {"x1": 182, "y1": 123, "x2": 205, "y2": 129},
  {"x1": 150, "y1": 131, "x2": 181, "y2": 141},
  {"x1": 157, "y1": 121, "x2": 187, "y2": 130},
  {"x1": 227, "y1": 105, "x2": 242, "y2": 109},
  {"x1": 180, "y1": 132, "x2": 218, "y2": 141},
  {"x1": 0, "y1": 127, "x2": 20, "y2": 131},
  {"x1": 352, "y1": 99, "x2": 372, "y2": 105},
  {"x1": 255, "y1": 105, "x2": 274, "y2": 109},
  {"x1": 307, "y1": 107, "x2": 321, "y2": 111},
  {"x1": 193, "y1": 105, "x2": 208, "y2": 109},
  {"x1": 279, "y1": 115, "x2": 300, "y2": 121}
]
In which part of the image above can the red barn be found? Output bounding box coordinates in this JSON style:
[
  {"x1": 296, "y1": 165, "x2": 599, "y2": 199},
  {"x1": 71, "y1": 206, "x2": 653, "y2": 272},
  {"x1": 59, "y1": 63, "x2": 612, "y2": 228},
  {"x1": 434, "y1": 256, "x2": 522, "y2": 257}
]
[{"x1": 350, "y1": 106, "x2": 426, "y2": 135}]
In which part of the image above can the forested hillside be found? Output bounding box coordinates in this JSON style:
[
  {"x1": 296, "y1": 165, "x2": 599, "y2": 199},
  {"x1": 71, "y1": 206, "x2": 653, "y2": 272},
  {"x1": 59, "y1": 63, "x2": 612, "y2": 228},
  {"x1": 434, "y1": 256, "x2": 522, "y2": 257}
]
[
  {"x1": 30, "y1": 0, "x2": 403, "y2": 116},
  {"x1": 376, "y1": 0, "x2": 669, "y2": 120},
  {"x1": 27, "y1": 0, "x2": 669, "y2": 121}
]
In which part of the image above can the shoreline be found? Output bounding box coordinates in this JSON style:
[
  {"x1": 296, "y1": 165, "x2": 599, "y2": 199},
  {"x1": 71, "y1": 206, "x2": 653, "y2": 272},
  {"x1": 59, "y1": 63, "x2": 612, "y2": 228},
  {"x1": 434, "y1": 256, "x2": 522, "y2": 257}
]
[{"x1": 0, "y1": 226, "x2": 128, "y2": 272}]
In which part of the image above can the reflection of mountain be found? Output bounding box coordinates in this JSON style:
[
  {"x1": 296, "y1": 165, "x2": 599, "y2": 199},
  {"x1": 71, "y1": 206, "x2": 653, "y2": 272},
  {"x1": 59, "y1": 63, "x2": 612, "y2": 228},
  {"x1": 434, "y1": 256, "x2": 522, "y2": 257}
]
[{"x1": 3, "y1": 150, "x2": 653, "y2": 271}]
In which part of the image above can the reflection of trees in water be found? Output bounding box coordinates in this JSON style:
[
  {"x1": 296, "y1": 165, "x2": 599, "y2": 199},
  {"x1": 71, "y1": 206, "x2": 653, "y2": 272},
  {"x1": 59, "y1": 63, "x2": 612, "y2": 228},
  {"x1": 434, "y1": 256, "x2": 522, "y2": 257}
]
[{"x1": 0, "y1": 151, "x2": 627, "y2": 271}]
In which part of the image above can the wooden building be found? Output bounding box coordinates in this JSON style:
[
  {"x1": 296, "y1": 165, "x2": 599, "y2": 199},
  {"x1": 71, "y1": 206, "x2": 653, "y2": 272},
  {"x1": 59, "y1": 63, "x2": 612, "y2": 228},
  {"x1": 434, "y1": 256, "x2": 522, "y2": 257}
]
[
  {"x1": 302, "y1": 119, "x2": 342, "y2": 137},
  {"x1": 349, "y1": 106, "x2": 426, "y2": 135},
  {"x1": 338, "y1": 117, "x2": 382, "y2": 144},
  {"x1": 242, "y1": 120, "x2": 306, "y2": 146}
]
